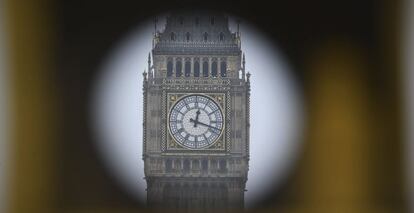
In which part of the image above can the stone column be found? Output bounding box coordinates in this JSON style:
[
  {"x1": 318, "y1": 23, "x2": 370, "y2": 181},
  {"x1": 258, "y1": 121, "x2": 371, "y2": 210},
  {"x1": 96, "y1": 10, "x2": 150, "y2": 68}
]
[
  {"x1": 172, "y1": 57, "x2": 176, "y2": 77},
  {"x1": 191, "y1": 57, "x2": 194, "y2": 77},
  {"x1": 208, "y1": 57, "x2": 212, "y2": 77}
]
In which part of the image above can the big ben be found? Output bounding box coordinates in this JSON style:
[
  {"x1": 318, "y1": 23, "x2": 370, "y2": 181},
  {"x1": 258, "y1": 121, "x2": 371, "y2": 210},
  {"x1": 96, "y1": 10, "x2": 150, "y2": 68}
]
[{"x1": 143, "y1": 11, "x2": 250, "y2": 210}]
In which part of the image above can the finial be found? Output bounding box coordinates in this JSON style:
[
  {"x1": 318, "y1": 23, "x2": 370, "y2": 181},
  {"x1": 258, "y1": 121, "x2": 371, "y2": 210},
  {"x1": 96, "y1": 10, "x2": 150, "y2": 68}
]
[
  {"x1": 237, "y1": 19, "x2": 240, "y2": 35},
  {"x1": 147, "y1": 53, "x2": 151, "y2": 75},
  {"x1": 154, "y1": 16, "x2": 158, "y2": 34},
  {"x1": 143, "y1": 69, "x2": 148, "y2": 80},
  {"x1": 242, "y1": 53, "x2": 246, "y2": 71}
]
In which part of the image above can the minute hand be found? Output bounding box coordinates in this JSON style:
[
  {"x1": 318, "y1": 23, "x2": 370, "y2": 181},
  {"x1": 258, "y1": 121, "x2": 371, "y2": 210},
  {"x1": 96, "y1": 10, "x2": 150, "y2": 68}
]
[{"x1": 193, "y1": 121, "x2": 221, "y2": 131}]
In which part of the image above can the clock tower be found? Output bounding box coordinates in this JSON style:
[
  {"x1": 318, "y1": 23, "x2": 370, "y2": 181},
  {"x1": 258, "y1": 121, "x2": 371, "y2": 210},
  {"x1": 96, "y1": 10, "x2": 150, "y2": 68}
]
[{"x1": 143, "y1": 11, "x2": 250, "y2": 210}]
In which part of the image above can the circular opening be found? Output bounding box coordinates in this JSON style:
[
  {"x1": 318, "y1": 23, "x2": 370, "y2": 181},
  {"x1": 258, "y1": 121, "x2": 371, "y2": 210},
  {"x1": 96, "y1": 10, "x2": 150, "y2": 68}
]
[{"x1": 91, "y1": 12, "x2": 304, "y2": 208}]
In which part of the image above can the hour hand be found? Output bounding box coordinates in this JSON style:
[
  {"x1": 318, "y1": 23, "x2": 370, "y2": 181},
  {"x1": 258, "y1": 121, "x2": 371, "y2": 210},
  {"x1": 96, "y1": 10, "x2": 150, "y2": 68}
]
[
  {"x1": 193, "y1": 110, "x2": 201, "y2": 127},
  {"x1": 189, "y1": 118, "x2": 197, "y2": 126},
  {"x1": 190, "y1": 118, "x2": 200, "y2": 128}
]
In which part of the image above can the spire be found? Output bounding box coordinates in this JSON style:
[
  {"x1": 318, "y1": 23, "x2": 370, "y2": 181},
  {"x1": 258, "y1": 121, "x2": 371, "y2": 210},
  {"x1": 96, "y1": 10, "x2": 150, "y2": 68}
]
[
  {"x1": 148, "y1": 53, "x2": 151, "y2": 70},
  {"x1": 242, "y1": 53, "x2": 246, "y2": 80},
  {"x1": 237, "y1": 19, "x2": 240, "y2": 36},
  {"x1": 242, "y1": 53, "x2": 246, "y2": 68},
  {"x1": 154, "y1": 16, "x2": 158, "y2": 33},
  {"x1": 236, "y1": 19, "x2": 241, "y2": 48},
  {"x1": 148, "y1": 53, "x2": 153, "y2": 79},
  {"x1": 143, "y1": 69, "x2": 148, "y2": 81},
  {"x1": 246, "y1": 72, "x2": 251, "y2": 83}
]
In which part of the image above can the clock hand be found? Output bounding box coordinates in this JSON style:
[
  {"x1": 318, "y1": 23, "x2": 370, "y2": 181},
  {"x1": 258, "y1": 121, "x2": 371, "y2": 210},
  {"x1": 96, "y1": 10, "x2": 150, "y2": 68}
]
[
  {"x1": 193, "y1": 120, "x2": 221, "y2": 131},
  {"x1": 189, "y1": 118, "x2": 197, "y2": 126},
  {"x1": 189, "y1": 118, "x2": 203, "y2": 127},
  {"x1": 193, "y1": 109, "x2": 201, "y2": 127}
]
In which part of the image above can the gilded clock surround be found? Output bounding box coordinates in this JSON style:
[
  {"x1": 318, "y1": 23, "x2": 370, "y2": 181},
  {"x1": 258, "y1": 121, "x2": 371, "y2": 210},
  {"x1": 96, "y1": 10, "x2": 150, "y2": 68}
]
[{"x1": 166, "y1": 92, "x2": 228, "y2": 152}]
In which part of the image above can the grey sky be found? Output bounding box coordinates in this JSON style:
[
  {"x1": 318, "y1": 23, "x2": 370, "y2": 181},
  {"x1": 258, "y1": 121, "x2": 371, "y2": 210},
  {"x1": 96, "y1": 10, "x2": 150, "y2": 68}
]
[{"x1": 91, "y1": 16, "x2": 304, "y2": 207}]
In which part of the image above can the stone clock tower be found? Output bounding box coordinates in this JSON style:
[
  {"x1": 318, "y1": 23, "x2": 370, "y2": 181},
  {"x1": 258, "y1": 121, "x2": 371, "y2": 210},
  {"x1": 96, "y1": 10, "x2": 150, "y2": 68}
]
[{"x1": 143, "y1": 11, "x2": 250, "y2": 210}]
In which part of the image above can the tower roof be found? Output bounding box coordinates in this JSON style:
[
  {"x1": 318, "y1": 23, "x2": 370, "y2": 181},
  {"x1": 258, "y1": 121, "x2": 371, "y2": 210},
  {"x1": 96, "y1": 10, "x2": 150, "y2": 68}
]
[{"x1": 153, "y1": 11, "x2": 241, "y2": 55}]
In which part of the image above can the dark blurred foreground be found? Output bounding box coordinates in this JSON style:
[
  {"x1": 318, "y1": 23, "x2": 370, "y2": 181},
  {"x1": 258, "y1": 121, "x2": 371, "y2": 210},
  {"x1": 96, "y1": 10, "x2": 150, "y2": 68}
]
[{"x1": 1, "y1": 0, "x2": 411, "y2": 212}]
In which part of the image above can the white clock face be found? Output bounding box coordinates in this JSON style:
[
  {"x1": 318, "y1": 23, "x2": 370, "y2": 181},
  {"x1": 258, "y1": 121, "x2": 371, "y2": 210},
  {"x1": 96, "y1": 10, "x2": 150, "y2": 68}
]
[{"x1": 169, "y1": 95, "x2": 224, "y2": 149}]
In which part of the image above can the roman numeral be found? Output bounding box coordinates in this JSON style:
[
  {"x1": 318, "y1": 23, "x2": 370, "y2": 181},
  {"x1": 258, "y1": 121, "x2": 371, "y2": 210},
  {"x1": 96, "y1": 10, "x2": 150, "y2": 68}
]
[
  {"x1": 173, "y1": 109, "x2": 184, "y2": 115},
  {"x1": 208, "y1": 109, "x2": 219, "y2": 115},
  {"x1": 209, "y1": 127, "x2": 221, "y2": 134},
  {"x1": 194, "y1": 97, "x2": 199, "y2": 108},
  {"x1": 203, "y1": 100, "x2": 210, "y2": 109},
  {"x1": 183, "y1": 98, "x2": 190, "y2": 109},
  {"x1": 175, "y1": 128, "x2": 184, "y2": 134},
  {"x1": 194, "y1": 138, "x2": 198, "y2": 148}
]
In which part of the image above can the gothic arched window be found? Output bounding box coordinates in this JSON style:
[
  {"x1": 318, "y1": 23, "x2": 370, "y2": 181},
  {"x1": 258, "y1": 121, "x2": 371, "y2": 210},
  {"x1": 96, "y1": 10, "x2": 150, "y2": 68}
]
[
  {"x1": 201, "y1": 159, "x2": 208, "y2": 172},
  {"x1": 183, "y1": 159, "x2": 190, "y2": 172},
  {"x1": 219, "y1": 159, "x2": 227, "y2": 172},
  {"x1": 220, "y1": 61, "x2": 227, "y2": 77},
  {"x1": 203, "y1": 32, "x2": 208, "y2": 42},
  {"x1": 170, "y1": 32, "x2": 176, "y2": 41},
  {"x1": 185, "y1": 60, "x2": 191, "y2": 77},
  {"x1": 167, "y1": 60, "x2": 173, "y2": 77},
  {"x1": 176, "y1": 59, "x2": 182, "y2": 77},
  {"x1": 211, "y1": 60, "x2": 218, "y2": 77},
  {"x1": 210, "y1": 17, "x2": 215, "y2": 25},
  {"x1": 211, "y1": 159, "x2": 217, "y2": 169},
  {"x1": 186, "y1": 32, "x2": 190, "y2": 42},
  {"x1": 179, "y1": 16, "x2": 184, "y2": 25},
  {"x1": 219, "y1": 32, "x2": 225, "y2": 41},
  {"x1": 195, "y1": 17, "x2": 199, "y2": 26},
  {"x1": 202, "y1": 60, "x2": 209, "y2": 77},
  {"x1": 193, "y1": 160, "x2": 200, "y2": 169},
  {"x1": 166, "y1": 159, "x2": 172, "y2": 172},
  {"x1": 193, "y1": 60, "x2": 200, "y2": 77}
]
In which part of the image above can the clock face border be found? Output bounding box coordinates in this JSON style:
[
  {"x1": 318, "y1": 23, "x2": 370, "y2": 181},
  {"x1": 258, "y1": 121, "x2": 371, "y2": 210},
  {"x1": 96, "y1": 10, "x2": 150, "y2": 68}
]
[
  {"x1": 167, "y1": 94, "x2": 225, "y2": 150},
  {"x1": 162, "y1": 92, "x2": 229, "y2": 153}
]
